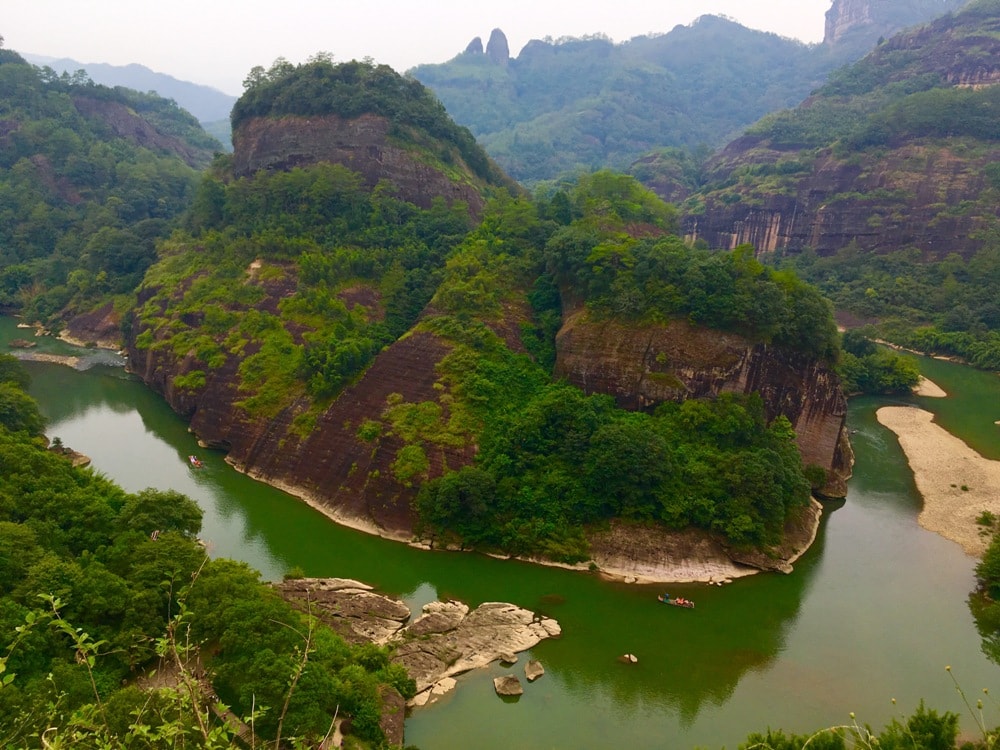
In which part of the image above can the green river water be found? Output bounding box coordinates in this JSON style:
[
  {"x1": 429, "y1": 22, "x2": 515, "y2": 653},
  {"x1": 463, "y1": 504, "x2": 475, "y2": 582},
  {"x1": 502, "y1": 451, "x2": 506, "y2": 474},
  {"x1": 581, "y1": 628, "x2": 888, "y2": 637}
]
[{"x1": 4, "y1": 316, "x2": 1000, "y2": 749}]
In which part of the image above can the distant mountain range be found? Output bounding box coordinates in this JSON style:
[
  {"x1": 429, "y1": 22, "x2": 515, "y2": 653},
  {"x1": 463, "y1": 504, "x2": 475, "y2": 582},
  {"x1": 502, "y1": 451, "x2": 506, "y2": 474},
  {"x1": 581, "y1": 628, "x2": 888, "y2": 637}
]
[
  {"x1": 23, "y1": 54, "x2": 236, "y2": 127},
  {"x1": 408, "y1": 0, "x2": 965, "y2": 185}
]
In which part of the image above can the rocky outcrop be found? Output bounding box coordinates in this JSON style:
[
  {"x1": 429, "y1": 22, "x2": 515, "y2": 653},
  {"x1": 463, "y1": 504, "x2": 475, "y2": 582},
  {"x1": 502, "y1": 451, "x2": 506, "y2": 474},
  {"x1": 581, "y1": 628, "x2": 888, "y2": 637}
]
[
  {"x1": 555, "y1": 311, "x2": 851, "y2": 497},
  {"x1": 129, "y1": 307, "x2": 468, "y2": 537},
  {"x1": 275, "y1": 578, "x2": 561, "y2": 707},
  {"x1": 62, "y1": 301, "x2": 121, "y2": 349},
  {"x1": 824, "y1": 0, "x2": 875, "y2": 45},
  {"x1": 231, "y1": 113, "x2": 487, "y2": 214},
  {"x1": 524, "y1": 660, "x2": 544, "y2": 682},
  {"x1": 683, "y1": 139, "x2": 1000, "y2": 260},
  {"x1": 587, "y1": 500, "x2": 823, "y2": 581},
  {"x1": 824, "y1": 0, "x2": 963, "y2": 47},
  {"x1": 486, "y1": 29, "x2": 511, "y2": 65},
  {"x1": 493, "y1": 675, "x2": 523, "y2": 696}
]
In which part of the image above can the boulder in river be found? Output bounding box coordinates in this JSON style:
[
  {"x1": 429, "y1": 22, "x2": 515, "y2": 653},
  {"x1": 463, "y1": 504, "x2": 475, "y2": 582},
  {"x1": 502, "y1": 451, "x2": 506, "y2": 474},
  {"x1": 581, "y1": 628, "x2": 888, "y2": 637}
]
[
  {"x1": 275, "y1": 579, "x2": 561, "y2": 708},
  {"x1": 493, "y1": 675, "x2": 523, "y2": 696},
  {"x1": 525, "y1": 659, "x2": 544, "y2": 682}
]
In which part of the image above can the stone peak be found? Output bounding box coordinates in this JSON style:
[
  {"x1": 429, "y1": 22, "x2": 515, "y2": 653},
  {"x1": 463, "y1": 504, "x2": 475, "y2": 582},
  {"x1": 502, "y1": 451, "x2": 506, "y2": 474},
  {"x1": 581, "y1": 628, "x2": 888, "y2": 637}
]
[{"x1": 486, "y1": 28, "x2": 510, "y2": 64}]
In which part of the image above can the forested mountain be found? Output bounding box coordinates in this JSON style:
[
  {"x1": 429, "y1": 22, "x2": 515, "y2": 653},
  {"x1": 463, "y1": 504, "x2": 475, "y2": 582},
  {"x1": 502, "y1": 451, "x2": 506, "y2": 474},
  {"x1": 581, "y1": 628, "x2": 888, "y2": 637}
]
[
  {"x1": 0, "y1": 48, "x2": 221, "y2": 329},
  {"x1": 120, "y1": 60, "x2": 848, "y2": 582},
  {"x1": 22, "y1": 54, "x2": 238, "y2": 123},
  {"x1": 409, "y1": 0, "x2": 963, "y2": 185},
  {"x1": 22, "y1": 54, "x2": 238, "y2": 151},
  {"x1": 678, "y1": 0, "x2": 1000, "y2": 369}
]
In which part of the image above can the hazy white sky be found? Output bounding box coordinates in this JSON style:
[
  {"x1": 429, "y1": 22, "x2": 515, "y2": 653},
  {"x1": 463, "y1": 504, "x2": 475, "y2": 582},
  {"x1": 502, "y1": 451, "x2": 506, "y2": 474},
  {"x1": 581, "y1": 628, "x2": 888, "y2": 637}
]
[{"x1": 5, "y1": 1, "x2": 833, "y2": 95}]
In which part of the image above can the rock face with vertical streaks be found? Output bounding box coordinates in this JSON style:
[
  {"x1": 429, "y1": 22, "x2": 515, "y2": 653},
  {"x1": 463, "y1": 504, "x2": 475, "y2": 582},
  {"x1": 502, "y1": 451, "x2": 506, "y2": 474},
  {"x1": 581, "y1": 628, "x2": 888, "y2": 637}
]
[{"x1": 554, "y1": 311, "x2": 851, "y2": 497}]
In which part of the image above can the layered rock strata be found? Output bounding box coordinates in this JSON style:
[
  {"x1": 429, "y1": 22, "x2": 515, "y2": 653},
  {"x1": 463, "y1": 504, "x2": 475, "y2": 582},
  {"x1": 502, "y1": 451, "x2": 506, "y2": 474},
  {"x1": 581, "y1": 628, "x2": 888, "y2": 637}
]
[{"x1": 231, "y1": 113, "x2": 488, "y2": 214}]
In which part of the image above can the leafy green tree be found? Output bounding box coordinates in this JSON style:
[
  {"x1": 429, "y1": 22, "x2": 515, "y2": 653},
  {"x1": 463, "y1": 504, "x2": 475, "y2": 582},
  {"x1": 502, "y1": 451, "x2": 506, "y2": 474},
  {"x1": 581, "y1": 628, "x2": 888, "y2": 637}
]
[{"x1": 0, "y1": 382, "x2": 45, "y2": 435}]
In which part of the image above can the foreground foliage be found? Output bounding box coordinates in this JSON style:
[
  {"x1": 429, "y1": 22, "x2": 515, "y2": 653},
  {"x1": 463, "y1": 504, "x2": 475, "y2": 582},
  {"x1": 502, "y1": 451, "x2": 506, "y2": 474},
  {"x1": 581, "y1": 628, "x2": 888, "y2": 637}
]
[{"x1": 0, "y1": 357, "x2": 412, "y2": 748}]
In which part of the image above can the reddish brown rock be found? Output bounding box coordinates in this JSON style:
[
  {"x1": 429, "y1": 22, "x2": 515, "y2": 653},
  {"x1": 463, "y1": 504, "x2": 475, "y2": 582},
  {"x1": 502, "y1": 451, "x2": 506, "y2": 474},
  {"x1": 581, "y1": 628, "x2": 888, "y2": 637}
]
[
  {"x1": 232, "y1": 113, "x2": 488, "y2": 215},
  {"x1": 554, "y1": 310, "x2": 851, "y2": 497}
]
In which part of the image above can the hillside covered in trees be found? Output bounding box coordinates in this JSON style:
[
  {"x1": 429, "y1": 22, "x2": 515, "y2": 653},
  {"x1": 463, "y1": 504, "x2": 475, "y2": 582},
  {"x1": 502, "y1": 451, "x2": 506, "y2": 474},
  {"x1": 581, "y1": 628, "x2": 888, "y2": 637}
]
[
  {"x1": 121, "y1": 60, "x2": 850, "y2": 572},
  {"x1": 0, "y1": 47, "x2": 221, "y2": 329},
  {"x1": 0, "y1": 353, "x2": 414, "y2": 747},
  {"x1": 409, "y1": 0, "x2": 963, "y2": 185}
]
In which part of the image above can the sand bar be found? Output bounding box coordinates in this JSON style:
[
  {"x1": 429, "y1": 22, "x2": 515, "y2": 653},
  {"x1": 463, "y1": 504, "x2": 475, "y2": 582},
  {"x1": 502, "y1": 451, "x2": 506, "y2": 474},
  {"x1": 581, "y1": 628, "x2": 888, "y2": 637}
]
[
  {"x1": 913, "y1": 376, "x2": 947, "y2": 398},
  {"x1": 876, "y1": 406, "x2": 1000, "y2": 556}
]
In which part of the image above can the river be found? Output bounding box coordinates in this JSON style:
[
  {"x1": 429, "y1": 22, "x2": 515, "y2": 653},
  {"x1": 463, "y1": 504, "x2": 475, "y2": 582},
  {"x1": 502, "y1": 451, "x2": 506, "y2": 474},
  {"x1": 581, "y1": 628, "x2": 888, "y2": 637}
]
[{"x1": 4, "y1": 317, "x2": 1000, "y2": 749}]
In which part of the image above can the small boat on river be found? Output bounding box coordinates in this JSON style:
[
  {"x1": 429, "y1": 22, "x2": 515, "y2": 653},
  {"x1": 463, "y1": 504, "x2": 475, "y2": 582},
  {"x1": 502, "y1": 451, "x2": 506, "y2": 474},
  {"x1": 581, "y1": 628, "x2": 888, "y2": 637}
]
[
  {"x1": 188, "y1": 455, "x2": 203, "y2": 468},
  {"x1": 658, "y1": 594, "x2": 694, "y2": 609}
]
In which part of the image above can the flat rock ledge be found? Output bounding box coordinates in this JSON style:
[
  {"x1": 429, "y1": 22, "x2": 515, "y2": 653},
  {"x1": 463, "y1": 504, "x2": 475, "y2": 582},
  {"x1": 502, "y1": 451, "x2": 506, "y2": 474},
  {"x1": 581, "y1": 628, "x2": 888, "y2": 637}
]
[
  {"x1": 275, "y1": 578, "x2": 561, "y2": 708},
  {"x1": 585, "y1": 500, "x2": 823, "y2": 582}
]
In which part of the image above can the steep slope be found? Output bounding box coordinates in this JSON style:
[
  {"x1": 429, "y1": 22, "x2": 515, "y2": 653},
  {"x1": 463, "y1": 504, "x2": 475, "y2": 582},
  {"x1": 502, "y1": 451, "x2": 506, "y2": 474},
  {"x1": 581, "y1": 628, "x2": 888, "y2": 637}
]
[
  {"x1": 230, "y1": 58, "x2": 518, "y2": 216},
  {"x1": 554, "y1": 312, "x2": 850, "y2": 498},
  {"x1": 0, "y1": 49, "x2": 218, "y2": 328},
  {"x1": 681, "y1": 0, "x2": 1000, "y2": 262},
  {"x1": 126, "y1": 81, "x2": 849, "y2": 573}
]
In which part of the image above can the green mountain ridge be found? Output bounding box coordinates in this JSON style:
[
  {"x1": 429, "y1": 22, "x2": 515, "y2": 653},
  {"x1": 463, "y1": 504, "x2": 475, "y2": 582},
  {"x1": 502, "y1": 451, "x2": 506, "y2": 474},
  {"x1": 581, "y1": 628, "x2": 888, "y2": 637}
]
[
  {"x1": 0, "y1": 49, "x2": 221, "y2": 326},
  {"x1": 409, "y1": 1, "x2": 964, "y2": 185}
]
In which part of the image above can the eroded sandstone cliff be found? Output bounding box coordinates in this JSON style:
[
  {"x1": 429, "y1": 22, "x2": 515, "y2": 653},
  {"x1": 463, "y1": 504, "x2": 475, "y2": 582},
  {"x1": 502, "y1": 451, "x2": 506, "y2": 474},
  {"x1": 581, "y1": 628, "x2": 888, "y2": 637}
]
[
  {"x1": 554, "y1": 310, "x2": 851, "y2": 497},
  {"x1": 683, "y1": 6, "x2": 1000, "y2": 261},
  {"x1": 232, "y1": 113, "x2": 490, "y2": 214},
  {"x1": 684, "y1": 138, "x2": 1000, "y2": 259}
]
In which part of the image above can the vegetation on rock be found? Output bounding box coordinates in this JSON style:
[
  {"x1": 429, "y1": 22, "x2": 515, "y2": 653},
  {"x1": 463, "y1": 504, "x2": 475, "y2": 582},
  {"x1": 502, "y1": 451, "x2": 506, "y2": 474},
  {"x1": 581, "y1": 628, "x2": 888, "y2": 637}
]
[{"x1": 234, "y1": 57, "x2": 509, "y2": 189}]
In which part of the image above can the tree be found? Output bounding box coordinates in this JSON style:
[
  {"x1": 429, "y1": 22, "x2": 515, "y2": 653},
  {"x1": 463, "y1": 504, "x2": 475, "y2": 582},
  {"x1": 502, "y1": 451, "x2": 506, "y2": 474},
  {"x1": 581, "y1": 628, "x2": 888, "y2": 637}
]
[{"x1": 0, "y1": 382, "x2": 45, "y2": 435}]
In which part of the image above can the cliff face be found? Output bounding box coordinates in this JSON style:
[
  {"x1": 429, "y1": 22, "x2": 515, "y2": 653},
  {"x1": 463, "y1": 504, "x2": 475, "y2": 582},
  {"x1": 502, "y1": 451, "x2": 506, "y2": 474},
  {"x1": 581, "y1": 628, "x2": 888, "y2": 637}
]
[
  {"x1": 824, "y1": 0, "x2": 964, "y2": 47},
  {"x1": 129, "y1": 304, "x2": 467, "y2": 537},
  {"x1": 231, "y1": 113, "x2": 487, "y2": 215},
  {"x1": 684, "y1": 138, "x2": 1000, "y2": 259},
  {"x1": 825, "y1": 0, "x2": 876, "y2": 45},
  {"x1": 554, "y1": 310, "x2": 852, "y2": 497},
  {"x1": 683, "y1": 6, "x2": 1000, "y2": 261}
]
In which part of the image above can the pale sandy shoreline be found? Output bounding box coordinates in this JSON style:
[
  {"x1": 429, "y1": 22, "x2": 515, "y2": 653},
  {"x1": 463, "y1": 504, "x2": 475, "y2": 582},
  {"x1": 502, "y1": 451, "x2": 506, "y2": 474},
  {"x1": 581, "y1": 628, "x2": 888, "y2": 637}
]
[
  {"x1": 876, "y1": 405, "x2": 1000, "y2": 557},
  {"x1": 914, "y1": 376, "x2": 947, "y2": 398}
]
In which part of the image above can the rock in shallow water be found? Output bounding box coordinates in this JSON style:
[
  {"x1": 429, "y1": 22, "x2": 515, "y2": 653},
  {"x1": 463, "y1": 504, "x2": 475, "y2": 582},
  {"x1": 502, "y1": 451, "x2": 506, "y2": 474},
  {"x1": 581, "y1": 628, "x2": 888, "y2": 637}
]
[
  {"x1": 493, "y1": 675, "x2": 523, "y2": 696},
  {"x1": 525, "y1": 659, "x2": 544, "y2": 682},
  {"x1": 275, "y1": 579, "x2": 561, "y2": 707}
]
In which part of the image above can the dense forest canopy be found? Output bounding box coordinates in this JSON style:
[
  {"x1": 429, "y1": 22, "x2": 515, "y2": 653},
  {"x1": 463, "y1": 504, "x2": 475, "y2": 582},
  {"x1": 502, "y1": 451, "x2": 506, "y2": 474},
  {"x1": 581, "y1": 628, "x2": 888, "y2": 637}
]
[{"x1": 0, "y1": 52, "x2": 219, "y2": 326}]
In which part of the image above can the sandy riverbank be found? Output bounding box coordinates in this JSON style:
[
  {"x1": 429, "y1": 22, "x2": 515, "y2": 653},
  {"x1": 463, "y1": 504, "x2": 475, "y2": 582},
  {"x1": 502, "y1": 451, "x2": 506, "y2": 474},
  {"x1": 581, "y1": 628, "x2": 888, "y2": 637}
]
[
  {"x1": 876, "y1": 405, "x2": 1000, "y2": 557},
  {"x1": 914, "y1": 376, "x2": 947, "y2": 398}
]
